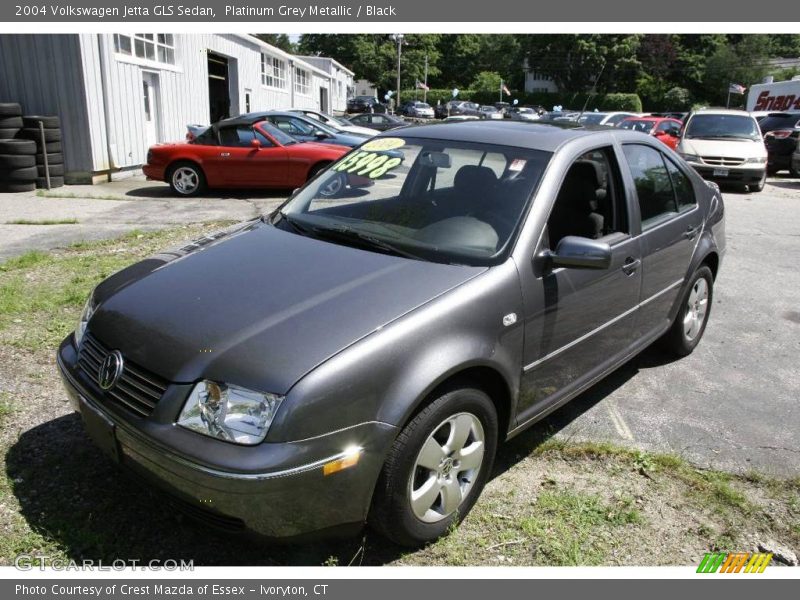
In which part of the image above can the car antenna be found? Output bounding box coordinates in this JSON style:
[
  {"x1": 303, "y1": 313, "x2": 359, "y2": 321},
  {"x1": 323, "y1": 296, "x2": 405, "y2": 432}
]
[{"x1": 577, "y1": 60, "x2": 606, "y2": 124}]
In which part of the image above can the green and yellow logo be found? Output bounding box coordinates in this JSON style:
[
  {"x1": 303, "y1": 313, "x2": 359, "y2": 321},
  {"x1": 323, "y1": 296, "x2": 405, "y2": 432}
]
[{"x1": 697, "y1": 552, "x2": 772, "y2": 573}]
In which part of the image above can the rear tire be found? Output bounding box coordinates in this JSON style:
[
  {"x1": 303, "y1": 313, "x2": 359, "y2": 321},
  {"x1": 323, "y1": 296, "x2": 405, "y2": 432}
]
[
  {"x1": 167, "y1": 161, "x2": 206, "y2": 197},
  {"x1": 661, "y1": 265, "x2": 714, "y2": 357},
  {"x1": 369, "y1": 384, "x2": 498, "y2": 547}
]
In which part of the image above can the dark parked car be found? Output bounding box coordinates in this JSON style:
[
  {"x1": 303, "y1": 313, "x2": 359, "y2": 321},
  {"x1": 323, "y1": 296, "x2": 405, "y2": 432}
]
[
  {"x1": 399, "y1": 101, "x2": 435, "y2": 119},
  {"x1": 346, "y1": 112, "x2": 407, "y2": 131},
  {"x1": 60, "y1": 121, "x2": 724, "y2": 547},
  {"x1": 758, "y1": 112, "x2": 800, "y2": 176},
  {"x1": 261, "y1": 111, "x2": 370, "y2": 148},
  {"x1": 436, "y1": 101, "x2": 480, "y2": 119},
  {"x1": 346, "y1": 95, "x2": 387, "y2": 114}
]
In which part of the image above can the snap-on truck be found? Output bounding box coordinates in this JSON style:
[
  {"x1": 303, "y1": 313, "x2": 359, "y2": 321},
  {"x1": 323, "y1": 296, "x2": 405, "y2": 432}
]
[{"x1": 748, "y1": 76, "x2": 800, "y2": 113}]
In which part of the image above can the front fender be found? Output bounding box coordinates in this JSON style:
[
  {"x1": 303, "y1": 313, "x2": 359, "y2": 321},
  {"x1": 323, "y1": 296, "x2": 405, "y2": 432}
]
[{"x1": 267, "y1": 261, "x2": 524, "y2": 443}]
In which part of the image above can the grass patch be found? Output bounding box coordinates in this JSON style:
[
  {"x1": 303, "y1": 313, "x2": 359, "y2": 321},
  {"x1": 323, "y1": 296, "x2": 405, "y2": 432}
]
[
  {"x1": 0, "y1": 222, "x2": 234, "y2": 351},
  {"x1": 35, "y1": 190, "x2": 124, "y2": 201},
  {"x1": 6, "y1": 218, "x2": 79, "y2": 225}
]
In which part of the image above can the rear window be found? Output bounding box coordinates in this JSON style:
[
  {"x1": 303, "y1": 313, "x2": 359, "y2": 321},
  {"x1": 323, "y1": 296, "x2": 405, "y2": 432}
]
[{"x1": 759, "y1": 114, "x2": 800, "y2": 131}]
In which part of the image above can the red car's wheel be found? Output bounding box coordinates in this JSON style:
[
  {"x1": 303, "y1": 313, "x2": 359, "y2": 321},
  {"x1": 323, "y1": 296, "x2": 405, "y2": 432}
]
[{"x1": 168, "y1": 161, "x2": 206, "y2": 197}]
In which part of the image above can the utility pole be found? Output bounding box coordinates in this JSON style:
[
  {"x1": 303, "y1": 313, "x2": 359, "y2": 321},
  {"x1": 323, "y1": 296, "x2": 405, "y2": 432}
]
[
  {"x1": 395, "y1": 34, "x2": 404, "y2": 115},
  {"x1": 424, "y1": 54, "x2": 428, "y2": 104},
  {"x1": 500, "y1": 78, "x2": 503, "y2": 104}
]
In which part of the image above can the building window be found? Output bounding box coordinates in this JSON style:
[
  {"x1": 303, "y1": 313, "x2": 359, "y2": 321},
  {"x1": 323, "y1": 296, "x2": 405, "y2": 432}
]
[
  {"x1": 114, "y1": 34, "x2": 175, "y2": 65},
  {"x1": 261, "y1": 55, "x2": 286, "y2": 89},
  {"x1": 295, "y1": 68, "x2": 311, "y2": 96}
]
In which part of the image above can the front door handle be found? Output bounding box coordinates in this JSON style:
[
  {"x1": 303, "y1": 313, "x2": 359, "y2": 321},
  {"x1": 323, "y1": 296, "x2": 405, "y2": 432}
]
[
  {"x1": 683, "y1": 225, "x2": 700, "y2": 240},
  {"x1": 622, "y1": 257, "x2": 641, "y2": 276},
  {"x1": 219, "y1": 152, "x2": 231, "y2": 157}
]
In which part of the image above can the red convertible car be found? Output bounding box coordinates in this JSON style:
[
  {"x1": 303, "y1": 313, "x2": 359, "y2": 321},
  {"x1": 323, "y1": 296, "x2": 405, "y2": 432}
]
[
  {"x1": 617, "y1": 117, "x2": 684, "y2": 150},
  {"x1": 144, "y1": 114, "x2": 349, "y2": 196}
]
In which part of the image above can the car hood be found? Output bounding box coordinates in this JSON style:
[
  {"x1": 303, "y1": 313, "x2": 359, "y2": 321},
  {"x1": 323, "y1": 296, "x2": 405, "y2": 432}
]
[
  {"x1": 89, "y1": 220, "x2": 485, "y2": 394},
  {"x1": 341, "y1": 125, "x2": 378, "y2": 137},
  {"x1": 679, "y1": 137, "x2": 767, "y2": 158}
]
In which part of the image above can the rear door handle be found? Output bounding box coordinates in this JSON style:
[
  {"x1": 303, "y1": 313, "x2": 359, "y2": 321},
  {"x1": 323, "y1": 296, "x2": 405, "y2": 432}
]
[
  {"x1": 622, "y1": 257, "x2": 641, "y2": 276},
  {"x1": 683, "y1": 225, "x2": 700, "y2": 240}
]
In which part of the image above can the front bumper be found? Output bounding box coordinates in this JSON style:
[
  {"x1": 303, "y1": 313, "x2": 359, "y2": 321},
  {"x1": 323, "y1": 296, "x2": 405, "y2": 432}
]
[
  {"x1": 687, "y1": 163, "x2": 765, "y2": 185},
  {"x1": 57, "y1": 336, "x2": 398, "y2": 539},
  {"x1": 142, "y1": 163, "x2": 165, "y2": 182}
]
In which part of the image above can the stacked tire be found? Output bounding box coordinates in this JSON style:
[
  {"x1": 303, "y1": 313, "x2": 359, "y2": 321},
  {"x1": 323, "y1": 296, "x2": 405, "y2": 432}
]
[
  {"x1": 19, "y1": 115, "x2": 64, "y2": 189},
  {"x1": 0, "y1": 103, "x2": 37, "y2": 193}
]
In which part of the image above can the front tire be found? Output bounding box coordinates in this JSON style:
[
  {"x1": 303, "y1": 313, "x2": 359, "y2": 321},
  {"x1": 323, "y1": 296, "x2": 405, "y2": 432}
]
[
  {"x1": 749, "y1": 171, "x2": 766, "y2": 193},
  {"x1": 369, "y1": 384, "x2": 498, "y2": 547},
  {"x1": 168, "y1": 162, "x2": 206, "y2": 197},
  {"x1": 662, "y1": 265, "x2": 714, "y2": 357}
]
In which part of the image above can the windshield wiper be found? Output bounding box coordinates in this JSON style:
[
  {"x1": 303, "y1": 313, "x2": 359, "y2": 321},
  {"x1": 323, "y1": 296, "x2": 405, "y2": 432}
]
[
  {"x1": 276, "y1": 211, "x2": 315, "y2": 236},
  {"x1": 313, "y1": 225, "x2": 427, "y2": 261}
]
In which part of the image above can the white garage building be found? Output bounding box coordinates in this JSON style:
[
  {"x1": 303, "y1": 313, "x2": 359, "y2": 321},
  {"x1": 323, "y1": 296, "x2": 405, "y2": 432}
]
[{"x1": 0, "y1": 34, "x2": 355, "y2": 183}]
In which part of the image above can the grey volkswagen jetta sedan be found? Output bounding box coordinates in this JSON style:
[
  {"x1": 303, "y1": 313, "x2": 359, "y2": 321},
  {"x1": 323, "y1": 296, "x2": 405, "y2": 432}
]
[{"x1": 57, "y1": 121, "x2": 725, "y2": 546}]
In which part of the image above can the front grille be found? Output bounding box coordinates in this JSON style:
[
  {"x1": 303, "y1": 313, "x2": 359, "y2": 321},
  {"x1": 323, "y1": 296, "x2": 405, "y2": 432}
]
[
  {"x1": 78, "y1": 333, "x2": 168, "y2": 417},
  {"x1": 701, "y1": 156, "x2": 746, "y2": 167}
]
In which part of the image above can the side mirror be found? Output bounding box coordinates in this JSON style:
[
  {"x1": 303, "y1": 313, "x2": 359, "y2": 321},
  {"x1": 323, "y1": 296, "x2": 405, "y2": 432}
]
[
  {"x1": 544, "y1": 236, "x2": 612, "y2": 270},
  {"x1": 250, "y1": 139, "x2": 262, "y2": 149},
  {"x1": 315, "y1": 131, "x2": 331, "y2": 139}
]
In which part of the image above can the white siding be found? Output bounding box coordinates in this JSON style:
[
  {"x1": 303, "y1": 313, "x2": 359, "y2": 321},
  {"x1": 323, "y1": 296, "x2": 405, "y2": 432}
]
[{"x1": 98, "y1": 33, "x2": 295, "y2": 169}]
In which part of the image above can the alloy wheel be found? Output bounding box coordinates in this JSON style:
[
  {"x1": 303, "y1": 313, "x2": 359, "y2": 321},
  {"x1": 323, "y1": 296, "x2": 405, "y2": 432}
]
[
  {"x1": 172, "y1": 167, "x2": 199, "y2": 195},
  {"x1": 408, "y1": 412, "x2": 485, "y2": 523},
  {"x1": 684, "y1": 277, "x2": 709, "y2": 341}
]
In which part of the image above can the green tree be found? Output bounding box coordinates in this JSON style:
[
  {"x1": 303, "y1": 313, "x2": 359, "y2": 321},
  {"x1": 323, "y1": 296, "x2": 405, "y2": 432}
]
[
  {"x1": 252, "y1": 34, "x2": 295, "y2": 53},
  {"x1": 471, "y1": 71, "x2": 503, "y2": 92}
]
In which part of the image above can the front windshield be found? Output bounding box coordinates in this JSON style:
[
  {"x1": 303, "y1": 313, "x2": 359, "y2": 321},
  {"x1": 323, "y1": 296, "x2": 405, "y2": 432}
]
[
  {"x1": 277, "y1": 136, "x2": 551, "y2": 265},
  {"x1": 619, "y1": 119, "x2": 655, "y2": 133},
  {"x1": 685, "y1": 114, "x2": 760, "y2": 140},
  {"x1": 257, "y1": 122, "x2": 297, "y2": 146},
  {"x1": 579, "y1": 113, "x2": 607, "y2": 125}
]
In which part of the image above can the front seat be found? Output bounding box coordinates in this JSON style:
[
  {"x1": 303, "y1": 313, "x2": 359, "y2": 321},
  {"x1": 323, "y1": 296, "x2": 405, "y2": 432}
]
[
  {"x1": 548, "y1": 162, "x2": 605, "y2": 247},
  {"x1": 453, "y1": 165, "x2": 498, "y2": 216}
]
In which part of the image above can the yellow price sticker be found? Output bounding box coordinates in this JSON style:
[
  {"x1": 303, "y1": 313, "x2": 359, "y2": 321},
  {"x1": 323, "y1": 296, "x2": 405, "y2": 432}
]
[{"x1": 361, "y1": 137, "x2": 406, "y2": 151}]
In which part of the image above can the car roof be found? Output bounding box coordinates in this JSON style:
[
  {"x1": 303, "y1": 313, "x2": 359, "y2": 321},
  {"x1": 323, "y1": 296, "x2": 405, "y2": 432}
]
[
  {"x1": 691, "y1": 109, "x2": 752, "y2": 117},
  {"x1": 381, "y1": 119, "x2": 637, "y2": 152}
]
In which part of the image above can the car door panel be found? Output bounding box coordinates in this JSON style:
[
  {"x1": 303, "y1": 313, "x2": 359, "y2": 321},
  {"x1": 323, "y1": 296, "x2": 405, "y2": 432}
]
[
  {"x1": 517, "y1": 235, "x2": 642, "y2": 423},
  {"x1": 515, "y1": 146, "x2": 643, "y2": 426},
  {"x1": 620, "y1": 144, "x2": 703, "y2": 336}
]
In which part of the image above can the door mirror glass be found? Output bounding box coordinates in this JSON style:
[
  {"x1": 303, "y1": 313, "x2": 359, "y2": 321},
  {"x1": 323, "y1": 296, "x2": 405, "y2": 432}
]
[{"x1": 547, "y1": 236, "x2": 612, "y2": 270}]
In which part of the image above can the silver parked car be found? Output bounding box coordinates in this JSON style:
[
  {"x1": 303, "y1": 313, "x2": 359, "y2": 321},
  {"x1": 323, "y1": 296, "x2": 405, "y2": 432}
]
[{"x1": 59, "y1": 121, "x2": 725, "y2": 547}]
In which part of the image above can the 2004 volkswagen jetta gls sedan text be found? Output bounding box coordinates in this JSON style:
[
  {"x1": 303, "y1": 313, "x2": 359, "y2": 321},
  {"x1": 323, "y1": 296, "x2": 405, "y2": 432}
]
[{"x1": 57, "y1": 121, "x2": 725, "y2": 546}]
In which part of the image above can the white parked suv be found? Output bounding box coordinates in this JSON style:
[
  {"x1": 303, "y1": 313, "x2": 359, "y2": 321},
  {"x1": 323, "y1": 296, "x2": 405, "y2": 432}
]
[{"x1": 677, "y1": 109, "x2": 767, "y2": 192}]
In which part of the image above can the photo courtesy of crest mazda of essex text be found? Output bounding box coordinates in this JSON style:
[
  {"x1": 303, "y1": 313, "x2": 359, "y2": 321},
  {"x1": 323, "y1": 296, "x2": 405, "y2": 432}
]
[{"x1": 0, "y1": 32, "x2": 798, "y2": 568}]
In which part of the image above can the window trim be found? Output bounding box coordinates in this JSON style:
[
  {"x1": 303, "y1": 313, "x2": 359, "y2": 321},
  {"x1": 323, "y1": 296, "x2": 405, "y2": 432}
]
[
  {"x1": 113, "y1": 34, "x2": 179, "y2": 70},
  {"x1": 294, "y1": 68, "x2": 312, "y2": 97},
  {"x1": 621, "y1": 142, "x2": 692, "y2": 232},
  {"x1": 261, "y1": 54, "x2": 287, "y2": 90}
]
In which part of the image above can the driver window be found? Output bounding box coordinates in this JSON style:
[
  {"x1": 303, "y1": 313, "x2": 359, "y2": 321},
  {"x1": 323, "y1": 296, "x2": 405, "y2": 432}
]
[
  {"x1": 546, "y1": 148, "x2": 628, "y2": 249},
  {"x1": 218, "y1": 126, "x2": 263, "y2": 147}
]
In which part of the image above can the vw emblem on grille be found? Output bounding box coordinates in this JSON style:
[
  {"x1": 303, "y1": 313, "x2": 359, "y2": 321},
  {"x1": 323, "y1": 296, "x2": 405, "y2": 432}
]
[{"x1": 99, "y1": 350, "x2": 124, "y2": 390}]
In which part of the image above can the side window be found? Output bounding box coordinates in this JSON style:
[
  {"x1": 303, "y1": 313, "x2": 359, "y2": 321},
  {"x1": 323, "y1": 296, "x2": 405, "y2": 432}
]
[
  {"x1": 656, "y1": 121, "x2": 672, "y2": 133},
  {"x1": 621, "y1": 144, "x2": 678, "y2": 230},
  {"x1": 219, "y1": 125, "x2": 271, "y2": 148},
  {"x1": 546, "y1": 147, "x2": 628, "y2": 249},
  {"x1": 372, "y1": 115, "x2": 385, "y2": 123},
  {"x1": 193, "y1": 128, "x2": 218, "y2": 146},
  {"x1": 663, "y1": 157, "x2": 696, "y2": 211}
]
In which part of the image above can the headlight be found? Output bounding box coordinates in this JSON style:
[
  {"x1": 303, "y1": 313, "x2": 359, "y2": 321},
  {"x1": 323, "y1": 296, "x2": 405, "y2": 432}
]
[
  {"x1": 177, "y1": 381, "x2": 283, "y2": 445},
  {"x1": 745, "y1": 156, "x2": 767, "y2": 164},
  {"x1": 74, "y1": 292, "x2": 96, "y2": 348},
  {"x1": 680, "y1": 153, "x2": 702, "y2": 163}
]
